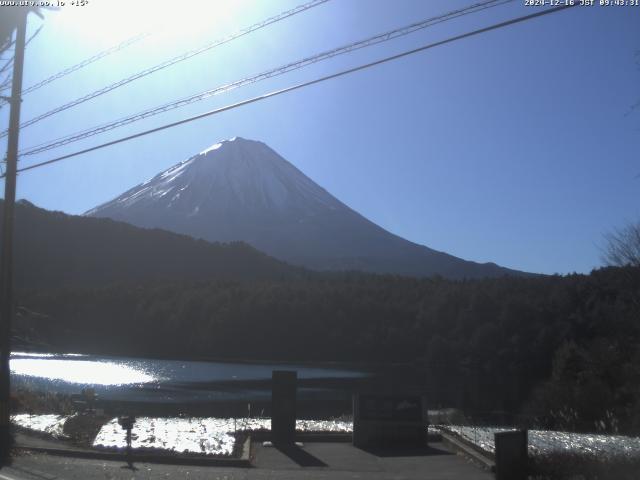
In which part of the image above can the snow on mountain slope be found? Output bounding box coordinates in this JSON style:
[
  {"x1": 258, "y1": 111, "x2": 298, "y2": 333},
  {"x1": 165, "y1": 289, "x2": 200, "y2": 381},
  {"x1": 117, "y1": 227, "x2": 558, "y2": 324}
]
[{"x1": 86, "y1": 137, "x2": 526, "y2": 279}]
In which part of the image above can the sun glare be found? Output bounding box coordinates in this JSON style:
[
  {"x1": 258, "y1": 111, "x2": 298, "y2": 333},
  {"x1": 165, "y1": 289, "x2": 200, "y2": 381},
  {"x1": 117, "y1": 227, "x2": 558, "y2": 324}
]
[{"x1": 54, "y1": 0, "x2": 249, "y2": 48}]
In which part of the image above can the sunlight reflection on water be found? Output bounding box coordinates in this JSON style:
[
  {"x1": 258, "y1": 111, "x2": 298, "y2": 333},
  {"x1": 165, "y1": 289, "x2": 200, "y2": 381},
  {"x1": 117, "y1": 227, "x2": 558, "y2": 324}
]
[
  {"x1": 8, "y1": 351, "x2": 367, "y2": 399},
  {"x1": 11, "y1": 357, "x2": 157, "y2": 385}
]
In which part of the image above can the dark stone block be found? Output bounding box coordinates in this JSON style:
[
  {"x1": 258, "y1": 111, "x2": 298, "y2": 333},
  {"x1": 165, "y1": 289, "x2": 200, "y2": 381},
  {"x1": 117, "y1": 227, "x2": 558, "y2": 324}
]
[
  {"x1": 495, "y1": 429, "x2": 528, "y2": 480},
  {"x1": 271, "y1": 370, "x2": 297, "y2": 445}
]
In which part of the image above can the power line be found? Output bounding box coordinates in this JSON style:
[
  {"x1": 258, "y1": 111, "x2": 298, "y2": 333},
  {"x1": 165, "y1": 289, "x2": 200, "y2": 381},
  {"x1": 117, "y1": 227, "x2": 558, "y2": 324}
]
[
  {"x1": 0, "y1": 56, "x2": 13, "y2": 77},
  {"x1": 24, "y1": 24, "x2": 43, "y2": 48},
  {"x1": 0, "y1": 32, "x2": 149, "y2": 99},
  {"x1": 0, "y1": 25, "x2": 43, "y2": 90},
  {"x1": 0, "y1": 0, "x2": 330, "y2": 139},
  {"x1": 20, "y1": 0, "x2": 512, "y2": 157},
  {"x1": 0, "y1": 39, "x2": 15, "y2": 54},
  {"x1": 10, "y1": 3, "x2": 576, "y2": 178}
]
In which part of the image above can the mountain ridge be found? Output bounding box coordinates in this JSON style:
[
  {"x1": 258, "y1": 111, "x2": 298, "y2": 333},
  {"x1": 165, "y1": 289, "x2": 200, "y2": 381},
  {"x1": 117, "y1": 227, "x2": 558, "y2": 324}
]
[{"x1": 86, "y1": 137, "x2": 531, "y2": 279}]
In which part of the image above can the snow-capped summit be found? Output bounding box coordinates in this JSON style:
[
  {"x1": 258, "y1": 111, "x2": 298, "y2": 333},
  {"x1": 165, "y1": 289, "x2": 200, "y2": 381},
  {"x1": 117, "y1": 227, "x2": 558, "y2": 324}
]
[
  {"x1": 87, "y1": 137, "x2": 341, "y2": 222},
  {"x1": 86, "y1": 137, "x2": 525, "y2": 278}
]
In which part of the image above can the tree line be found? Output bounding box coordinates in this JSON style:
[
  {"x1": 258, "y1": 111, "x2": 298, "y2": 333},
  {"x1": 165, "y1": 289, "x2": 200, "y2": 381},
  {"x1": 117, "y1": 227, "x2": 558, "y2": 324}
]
[{"x1": 15, "y1": 265, "x2": 640, "y2": 434}]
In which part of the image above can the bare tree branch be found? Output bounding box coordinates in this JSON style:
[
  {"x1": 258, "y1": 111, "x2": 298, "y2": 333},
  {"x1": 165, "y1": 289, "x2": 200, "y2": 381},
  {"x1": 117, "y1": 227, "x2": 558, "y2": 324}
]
[{"x1": 602, "y1": 221, "x2": 640, "y2": 267}]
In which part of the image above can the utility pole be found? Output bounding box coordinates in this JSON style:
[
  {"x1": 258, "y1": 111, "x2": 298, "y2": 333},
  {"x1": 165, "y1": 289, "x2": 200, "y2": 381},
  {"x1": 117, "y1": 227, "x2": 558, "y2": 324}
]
[{"x1": 0, "y1": 9, "x2": 28, "y2": 457}]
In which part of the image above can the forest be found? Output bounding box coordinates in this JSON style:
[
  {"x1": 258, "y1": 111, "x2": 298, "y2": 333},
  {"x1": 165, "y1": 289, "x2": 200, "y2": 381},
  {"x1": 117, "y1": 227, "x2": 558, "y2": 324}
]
[
  {"x1": 4, "y1": 200, "x2": 639, "y2": 434},
  {"x1": 15, "y1": 265, "x2": 640, "y2": 435}
]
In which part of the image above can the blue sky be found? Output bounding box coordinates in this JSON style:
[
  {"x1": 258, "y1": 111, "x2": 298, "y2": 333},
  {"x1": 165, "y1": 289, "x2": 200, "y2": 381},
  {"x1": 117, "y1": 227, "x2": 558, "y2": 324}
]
[{"x1": 1, "y1": 0, "x2": 638, "y2": 275}]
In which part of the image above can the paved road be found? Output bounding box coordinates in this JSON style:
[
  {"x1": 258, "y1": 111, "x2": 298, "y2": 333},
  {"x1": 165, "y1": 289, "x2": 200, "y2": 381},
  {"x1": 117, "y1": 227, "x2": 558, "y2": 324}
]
[{"x1": 0, "y1": 441, "x2": 493, "y2": 479}]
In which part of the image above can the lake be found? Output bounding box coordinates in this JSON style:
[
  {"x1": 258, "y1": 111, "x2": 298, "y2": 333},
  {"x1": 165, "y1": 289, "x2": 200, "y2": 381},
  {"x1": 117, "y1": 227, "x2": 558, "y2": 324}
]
[{"x1": 10, "y1": 351, "x2": 370, "y2": 416}]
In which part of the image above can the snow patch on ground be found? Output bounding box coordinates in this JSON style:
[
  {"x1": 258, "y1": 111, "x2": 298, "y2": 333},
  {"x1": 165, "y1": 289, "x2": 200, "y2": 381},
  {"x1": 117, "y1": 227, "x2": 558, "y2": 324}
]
[
  {"x1": 235, "y1": 417, "x2": 352, "y2": 433},
  {"x1": 12, "y1": 411, "x2": 351, "y2": 457},
  {"x1": 93, "y1": 417, "x2": 353, "y2": 456},
  {"x1": 441, "y1": 425, "x2": 640, "y2": 461},
  {"x1": 94, "y1": 417, "x2": 236, "y2": 456},
  {"x1": 12, "y1": 413, "x2": 71, "y2": 438}
]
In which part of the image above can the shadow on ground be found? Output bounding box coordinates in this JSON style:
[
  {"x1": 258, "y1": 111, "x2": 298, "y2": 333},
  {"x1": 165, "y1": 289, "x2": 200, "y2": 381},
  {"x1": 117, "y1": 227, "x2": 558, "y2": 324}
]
[
  {"x1": 0, "y1": 431, "x2": 15, "y2": 468},
  {"x1": 274, "y1": 443, "x2": 328, "y2": 467},
  {"x1": 357, "y1": 443, "x2": 453, "y2": 458}
]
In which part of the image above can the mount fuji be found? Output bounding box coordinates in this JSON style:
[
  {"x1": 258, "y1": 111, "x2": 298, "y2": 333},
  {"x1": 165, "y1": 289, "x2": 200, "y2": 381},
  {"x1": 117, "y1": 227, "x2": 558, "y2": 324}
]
[{"x1": 86, "y1": 137, "x2": 525, "y2": 279}]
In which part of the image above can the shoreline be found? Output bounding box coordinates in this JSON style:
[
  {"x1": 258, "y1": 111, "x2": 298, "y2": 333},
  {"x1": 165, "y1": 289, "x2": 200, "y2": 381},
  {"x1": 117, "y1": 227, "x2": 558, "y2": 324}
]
[{"x1": 10, "y1": 345, "x2": 420, "y2": 371}]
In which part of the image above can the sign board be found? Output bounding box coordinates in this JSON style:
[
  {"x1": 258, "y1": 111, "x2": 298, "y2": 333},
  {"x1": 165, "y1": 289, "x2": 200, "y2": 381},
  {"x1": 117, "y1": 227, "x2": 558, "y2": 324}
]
[
  {"x1": 353, "y1": 393, "x2": 427, "y2": 448},
  {"x1": 118, "y1": 416, "x2": 136, "y2": 430},
  {"x1": 358, "y1": 395, "x2": 422, "y2": 422},
  {"x1": 495, "y1": 430, "x2": 528, "y2": 480}
]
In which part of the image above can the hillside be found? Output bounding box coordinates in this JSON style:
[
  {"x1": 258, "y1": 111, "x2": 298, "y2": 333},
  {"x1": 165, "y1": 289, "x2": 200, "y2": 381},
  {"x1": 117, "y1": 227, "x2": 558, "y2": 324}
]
[{"x1": 3, "y1": 199, "x2": 301, "y2": 289}]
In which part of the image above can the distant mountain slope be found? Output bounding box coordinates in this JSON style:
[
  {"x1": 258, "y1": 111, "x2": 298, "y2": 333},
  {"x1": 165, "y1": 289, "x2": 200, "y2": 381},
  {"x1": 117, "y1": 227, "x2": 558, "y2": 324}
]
[
  {"x1": 87, "y1": 137, "x2": 528, "y2": 279},
  {"x1": 3, "y1": 200, "x2": 300, "y2": 289}
]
